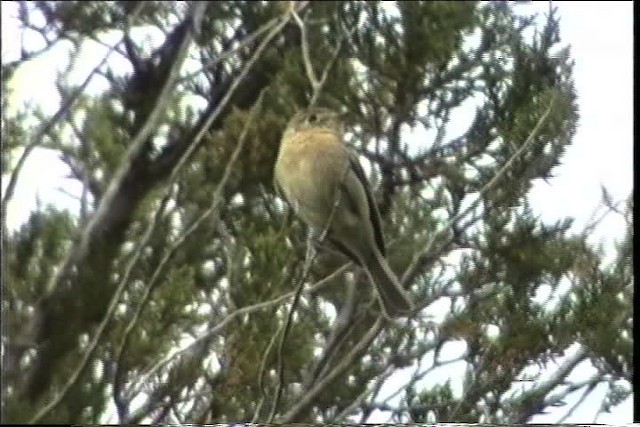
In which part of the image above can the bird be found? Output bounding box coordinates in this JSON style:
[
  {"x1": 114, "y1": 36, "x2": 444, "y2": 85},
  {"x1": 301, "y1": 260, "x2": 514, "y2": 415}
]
[{"x1": 273, "y1": 107, "x2": 414, "y2": 319}]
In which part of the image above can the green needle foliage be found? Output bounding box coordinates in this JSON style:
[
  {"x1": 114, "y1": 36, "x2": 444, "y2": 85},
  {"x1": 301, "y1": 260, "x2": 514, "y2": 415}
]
[{"x1": 2, "y1": 1, "x2": 631, "y2": 424}]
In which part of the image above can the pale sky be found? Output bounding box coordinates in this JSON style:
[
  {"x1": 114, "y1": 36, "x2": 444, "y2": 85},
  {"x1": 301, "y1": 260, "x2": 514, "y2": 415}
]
[{"x1": 2, "y1": 1, "x2": 632, "y2": 424}]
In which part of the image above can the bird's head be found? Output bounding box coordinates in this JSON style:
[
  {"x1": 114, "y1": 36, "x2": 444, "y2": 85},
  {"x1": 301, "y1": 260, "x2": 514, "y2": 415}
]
[{"x1": 283, "y1": 107, "x2": 345, "y2": 137}]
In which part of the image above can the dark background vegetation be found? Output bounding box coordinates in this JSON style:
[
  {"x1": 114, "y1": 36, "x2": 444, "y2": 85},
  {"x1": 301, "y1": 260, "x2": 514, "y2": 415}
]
[{"x1": 2, "y1": 1, "x2": 632, "y2": 424}]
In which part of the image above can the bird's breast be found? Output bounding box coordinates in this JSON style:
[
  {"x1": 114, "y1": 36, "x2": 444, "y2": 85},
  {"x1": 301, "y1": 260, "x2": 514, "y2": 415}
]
[{"x1": 275, "y1": 135, "x2": 349, "y2": 228}]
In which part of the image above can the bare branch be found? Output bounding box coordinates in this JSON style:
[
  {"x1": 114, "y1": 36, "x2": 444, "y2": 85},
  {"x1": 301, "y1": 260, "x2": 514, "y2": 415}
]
[
  {"x1": 26, "y1": 4, "x2": 198, "y2": 421},
  {"x1": 41, "y1": 13, "x2": 193, "y2": 299},
  {"x1": 331, "y1": 367, "x2": 395, "y2": 423},
  {"x1": 0, "y1": 2, "x2": 142, "y2": 220},
  {"x1": 267, "y1": 158, "x2": 352, "y2": 422},
  {"x1": 402, "y1": 93, "x2": 558, "y2": 285},
  {"x1": 128, "y1": 262, "x2": 349, "y2": 402},
  {"x1": 292, "y1": 4, "x2": 355, "y2": 107},
  {"x1": 179, "y1": 16, "x2": 282, "y2": 83},
  {"x1": 114, "y1": 88, "x2": 267, "y2": 421},
  {"x1": 442, "y1": 94, "x2": 559, "y2": 422},
  {"x1": 277, "y1": 316, "x2": 385, "y2": 423},
  {"x1": 291, "y1": 7, "x2": 318, "y2": 92},
  {"x1": 506, "y1": 345, "x2": 588, "y2": 423},
  {"x1": 556, "y1": 378, "x2": 599, "y2": 423}
]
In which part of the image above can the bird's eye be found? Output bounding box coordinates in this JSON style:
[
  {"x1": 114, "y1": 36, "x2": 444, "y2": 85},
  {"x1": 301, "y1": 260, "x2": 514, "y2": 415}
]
[{"x1": 307, "y1": 114, "x2": 318, "y2": 124}]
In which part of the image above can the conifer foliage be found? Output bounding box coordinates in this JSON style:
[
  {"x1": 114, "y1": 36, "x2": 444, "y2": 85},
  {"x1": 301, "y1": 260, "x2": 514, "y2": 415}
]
[{"x1": 2, "y1": 1, "x2": 631, "y2": 423}]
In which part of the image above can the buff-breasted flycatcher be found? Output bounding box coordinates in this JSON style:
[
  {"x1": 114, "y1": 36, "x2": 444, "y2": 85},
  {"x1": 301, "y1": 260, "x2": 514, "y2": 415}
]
[{"x1": 274, "y1": 107, "x2": 414, "y2": 318}]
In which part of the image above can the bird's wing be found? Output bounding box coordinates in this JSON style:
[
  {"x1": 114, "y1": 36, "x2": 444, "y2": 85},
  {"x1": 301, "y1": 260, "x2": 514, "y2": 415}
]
[{"x1": 345, "y1": 149, "x2": 386, "y2": 255}]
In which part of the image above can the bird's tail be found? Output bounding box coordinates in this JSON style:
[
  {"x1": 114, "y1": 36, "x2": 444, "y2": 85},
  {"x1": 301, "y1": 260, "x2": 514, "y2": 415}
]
[{"x1": 364, "y1": 250, "x2": 414, "y2": 318}]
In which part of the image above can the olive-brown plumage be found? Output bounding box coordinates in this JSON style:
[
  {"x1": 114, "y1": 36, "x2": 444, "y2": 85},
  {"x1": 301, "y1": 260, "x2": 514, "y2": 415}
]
[{"x1": 274, "y1": 107, "x2": 414, "y2": 318}]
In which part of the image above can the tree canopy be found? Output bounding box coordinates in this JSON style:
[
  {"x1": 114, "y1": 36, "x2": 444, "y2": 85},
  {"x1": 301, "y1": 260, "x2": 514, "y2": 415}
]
[{"x1": 2, "y1": 1, "x2": 632, "y2": 424}]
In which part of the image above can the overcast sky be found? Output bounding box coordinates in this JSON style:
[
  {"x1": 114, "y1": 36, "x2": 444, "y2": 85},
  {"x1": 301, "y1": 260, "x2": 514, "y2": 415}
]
[{"x1": 2, "y1": 1, "x2": 632, "y2": 424}]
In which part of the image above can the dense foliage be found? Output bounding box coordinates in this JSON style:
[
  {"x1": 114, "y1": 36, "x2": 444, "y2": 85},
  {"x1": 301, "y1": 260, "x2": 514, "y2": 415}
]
[{"x1": 2, "y1": 1, "x2": 632, "y2": 424}]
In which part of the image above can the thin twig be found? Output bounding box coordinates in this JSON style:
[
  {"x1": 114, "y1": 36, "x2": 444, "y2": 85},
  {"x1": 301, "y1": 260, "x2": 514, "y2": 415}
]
[
  {"x1": 505, "y1": 345, "x2": 588, "y2": 423},
  {"x1": 5, "y1": 5, "x2": 69, "y2": 71},
  {"x1": 291, "y1": 7, "x2": 318, "y2": 92},
  {"x1": 40, "y1": 3, "x2": 192, "y2": 298},
  {"x1": 380, "y1": 354, "x2": 463, "y2": 414},
  {"x1": 303, "y1": 279, "x2": 358, "y2": 390},
  {"x1": 269, "y1": 143, "x2": 380, "y2": 423},
  {"x1": 292, "y1": 4, "x2": 356, "y2": 108},
  {"x1": 277, "y1": 316, "x2": 385, "y2": 423},
  {"x1": 420, "y1": 94, "x2": 558, "y2": 422},
  {"x1": 130, "y1": 262, "x2": 349, "y2": 400},
  {"x1": 330, "y1": 367, "x2": 394, "y2": 423},
  {"x1": 26, "y1": 5, "x2": 198, "y2": 423},
  {"x1": 179, "y1": 16, "x2": 281, "y2": 83},
  {"x1": 113, "y1": 88, "x2": 267, "y2": 420},
  {"x1": 267, "y1": 264, "x2": 310, "y2": 422},
  {"x1": 1, "y1": 1, "x2": 146, "y2": 218},
  {"x1": 116, "y1": 1, "x2": 309, "y2": 406},
  {"x1": 254, "y1": 245, "x2": 348, "y2": 422},
  {"x1": 267, "y1": 159, "x2": 349, "y2": 422},
  {"x1": 116, "y1": 84, "x2": 265, "y2": 387},
  {"x1": 252, "y1": 318, "x2": 282, "y2": 423},
  {"x1": 309, "y1": 23, "x2": 356, "y2": 107},
  {"x1": 557, "y1": 379, "x2": 598, "y2": 423},
  {"x1": 29, "y1": 1, "x2": 293, "y2": 417},
  {"x1": 403, "y1": 93, "x2": 558, "y2": 284},
  {"x1": 305, "y1": 298, "x2": 371, "y2": 390}
]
